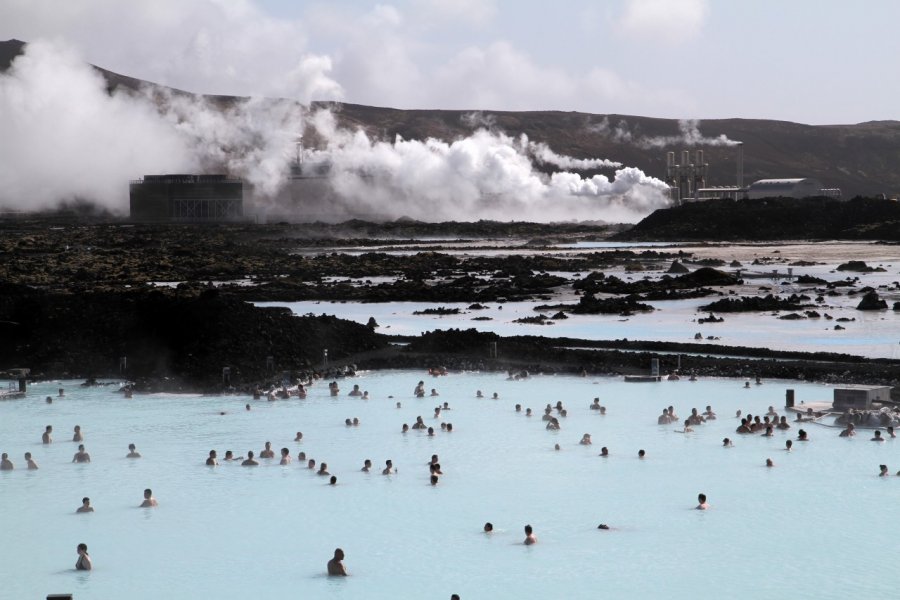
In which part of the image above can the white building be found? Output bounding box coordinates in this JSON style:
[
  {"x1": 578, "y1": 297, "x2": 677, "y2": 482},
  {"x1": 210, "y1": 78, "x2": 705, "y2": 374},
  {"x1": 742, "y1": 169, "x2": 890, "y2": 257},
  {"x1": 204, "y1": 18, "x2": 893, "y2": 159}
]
[{"x1": 746, "y1": 178, "x2": 837, "y2": 200}]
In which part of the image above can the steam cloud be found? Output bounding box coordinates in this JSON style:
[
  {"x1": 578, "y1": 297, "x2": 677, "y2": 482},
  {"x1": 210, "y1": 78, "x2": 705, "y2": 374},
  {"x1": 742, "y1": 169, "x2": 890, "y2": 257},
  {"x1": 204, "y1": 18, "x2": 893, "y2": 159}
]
[
  {"x1": 590, "y1": 117, "x2": 738, "y2": 148},
  {"x1": 0, "y1": 39, "x2": 671, "y2": 223}
]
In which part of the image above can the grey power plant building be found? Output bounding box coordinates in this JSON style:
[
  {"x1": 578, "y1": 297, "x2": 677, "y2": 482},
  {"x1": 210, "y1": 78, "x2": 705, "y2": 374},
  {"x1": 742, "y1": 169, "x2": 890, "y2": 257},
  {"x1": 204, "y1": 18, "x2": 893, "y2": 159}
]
[
  {"x1": 130, "y1": 174, "x2": 243, "y2": 222},
  {"x1": 665, "y1": 145, "x2": 841, "y2": 203}
]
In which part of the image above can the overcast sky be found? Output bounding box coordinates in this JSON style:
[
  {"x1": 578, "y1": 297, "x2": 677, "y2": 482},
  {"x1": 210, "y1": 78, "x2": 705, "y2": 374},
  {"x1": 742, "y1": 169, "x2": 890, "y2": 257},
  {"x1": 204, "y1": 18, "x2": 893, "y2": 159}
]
[{"x1": 3, "y1": 0, "x2": 898, "y2": 124}]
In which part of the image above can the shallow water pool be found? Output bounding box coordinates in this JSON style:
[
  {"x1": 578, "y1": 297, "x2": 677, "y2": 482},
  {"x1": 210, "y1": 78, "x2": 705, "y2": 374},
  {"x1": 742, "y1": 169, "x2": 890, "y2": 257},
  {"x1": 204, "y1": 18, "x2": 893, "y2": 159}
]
[{"x1": 2, "y1": 374, "x2": 898, "y2": 599}]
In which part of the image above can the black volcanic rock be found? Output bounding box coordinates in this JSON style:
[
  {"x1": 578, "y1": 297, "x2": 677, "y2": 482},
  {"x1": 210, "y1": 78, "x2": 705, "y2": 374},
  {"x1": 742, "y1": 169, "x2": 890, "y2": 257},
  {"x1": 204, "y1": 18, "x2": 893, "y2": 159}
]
[
  {"x1": 667, "y1": 261, "x2": 690, "y2": 274},
  {"x1": 837, "y1": 261, "x2": 885, "y2": 272},
  {"x1": 617, "y1": 198, "x2": 900, "y2": 241},
  {"x1": 857, "y1": 291, "x2": 888, "y2": 310},
  {"x1": 0, "y1": 285, "x2": 386, "y2": 389}
]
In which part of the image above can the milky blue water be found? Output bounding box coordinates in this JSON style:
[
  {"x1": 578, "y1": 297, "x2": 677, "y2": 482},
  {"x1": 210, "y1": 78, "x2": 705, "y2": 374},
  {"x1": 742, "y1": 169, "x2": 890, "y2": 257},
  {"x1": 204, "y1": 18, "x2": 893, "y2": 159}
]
[{"x1": 3, "y1": 374, "x2": 899, "y2": 599}]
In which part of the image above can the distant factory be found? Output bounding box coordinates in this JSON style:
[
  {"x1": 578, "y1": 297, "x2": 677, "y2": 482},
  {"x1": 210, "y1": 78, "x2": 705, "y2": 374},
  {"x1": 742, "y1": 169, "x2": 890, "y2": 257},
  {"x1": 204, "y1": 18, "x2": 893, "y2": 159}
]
[
  {"x1": 665, "y1": 147, "x2": 841, "y2": 204},
  {"x1": 130, "y1": 175, "x2": 243, "y2": 222}
]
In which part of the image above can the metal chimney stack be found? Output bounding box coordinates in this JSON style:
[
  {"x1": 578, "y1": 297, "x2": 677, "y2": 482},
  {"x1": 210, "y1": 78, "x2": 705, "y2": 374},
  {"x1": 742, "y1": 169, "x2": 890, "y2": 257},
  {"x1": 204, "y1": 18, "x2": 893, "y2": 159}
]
[{"x1": 736, "y1": 142, "x2": 744, "y2": 189}]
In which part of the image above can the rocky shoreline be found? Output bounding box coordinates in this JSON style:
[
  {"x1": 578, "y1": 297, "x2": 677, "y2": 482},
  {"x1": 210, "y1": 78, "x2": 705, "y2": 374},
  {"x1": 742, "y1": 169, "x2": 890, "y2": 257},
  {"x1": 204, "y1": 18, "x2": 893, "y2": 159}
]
[{"x1": 2, "y1": 218, "x2": 900, "y2": 396}]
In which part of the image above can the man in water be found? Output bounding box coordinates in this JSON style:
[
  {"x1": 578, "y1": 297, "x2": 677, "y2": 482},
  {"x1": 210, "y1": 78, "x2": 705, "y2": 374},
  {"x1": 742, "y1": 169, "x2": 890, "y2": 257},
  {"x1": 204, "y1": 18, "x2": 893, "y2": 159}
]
[
  {"x1": 72, "y1": 425, "x2": 84, "y2": 442},
  {"x1": 523, "y1": 524, "x2": 537, "y2": 545},
  {"x1": 280, "y1": 448, "x2": 292, "y2": 465},
  {"x1": 766, "y1": 458, "x2": 775, "y2": 468},
  {"x1": 24, "y1": 452, "x2": 38, "y2": 469},
  {"x1": 77, "y1": 497, "x2": 94, "y2": 513},
  {"x1": 362, "y1": 459, "x2": 372, "y2": 472},
  {"x1": 72, "y1": 445, "x2": 91, "y2": 463},
  {"x1": 206, "y1": 450, "x2": 218, "y2": 466},
  {"x1": 260, "y1": 442, "x2": 275, "y2": 459},
  {"x1": 42, "y1": 425, "x2": 52, "y2": 444},
  {"x1": 580, "y1": 433, "x2": 592, "y2": 445},
  {"x1": 0, "y1": 453, "x2": 14, "y2": 470},
  {"x1": 327, "y1": 548, "x2": 348, "y2": 576},
  {"x1": 140, "y1": 488, "x2": 158, "y2": 507},
  {"x1": 797, "y1": 429, "x2": 809, "y2": 441},
  {"x1": 599, "y1": 447, "x2": 609, "y2": 457},
  {"x1": 383, "y1": 459, "x2": 394, "y2": 475},
  {"x1": 785, "y1": 440, "x2": 793, "y2": 451},
  {"x1": 872, "y1": 430, "x2": 886, "y2": 442},
  {"x1": 879, "y1": 464, "x2": 889, "y2": 477},
  {"x1": 294, "y1": 432, "x2": 304, "y2": 441},
  {"x1": 483, "y1": 522, "x2": 493, "y2": 533},
  {"x1": 696, "y1": 493, "x2": 709, "y2": 510},
  {"x1": 126, "y1": 443, "x2": 141, "y2": 458},
  {"x1": 722, "y1": 438, "x2": 733, "y2": 447},
  {"x1": 657, "y1": 409, "x2": 671, "y2": 425},
  {"x1": 242, "y1": 451, "x2": 259, "y2": 466},
  {"x1": 329, "y1": 475, "x2": 338, "y2": 485},
  {"x1": 638, "y1": 449, "x2": 646, "y2": 459},
  {"x1": 839, "y1": 423, "x2": 856, "y2": 437},
  {"x1": 317, "y1": 462, "x2": 330, "y2": 476},
  {"x1": 75, "y1": 543, "x2": 92, "y2": 571}
]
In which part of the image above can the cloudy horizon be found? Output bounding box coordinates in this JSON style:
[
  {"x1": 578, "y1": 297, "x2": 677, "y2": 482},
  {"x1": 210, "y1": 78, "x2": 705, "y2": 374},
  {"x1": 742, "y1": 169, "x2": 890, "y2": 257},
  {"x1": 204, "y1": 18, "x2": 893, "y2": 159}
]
[{"x1": 3, "y1": 0, "x2": 898, "y2": 125}]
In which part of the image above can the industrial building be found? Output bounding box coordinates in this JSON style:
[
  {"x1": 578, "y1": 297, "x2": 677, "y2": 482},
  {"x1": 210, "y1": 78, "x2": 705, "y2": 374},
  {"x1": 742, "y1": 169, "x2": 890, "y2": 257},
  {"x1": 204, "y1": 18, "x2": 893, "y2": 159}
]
[
  {"x1": 746, "y1": 178, "x2": 840, "y2": 200},
  {"x1": 665, "y1": 145, "x2": 841, "y2": 203},
  {"x1": 130, "y1": 175, "x2": 243, "y2": 222}
]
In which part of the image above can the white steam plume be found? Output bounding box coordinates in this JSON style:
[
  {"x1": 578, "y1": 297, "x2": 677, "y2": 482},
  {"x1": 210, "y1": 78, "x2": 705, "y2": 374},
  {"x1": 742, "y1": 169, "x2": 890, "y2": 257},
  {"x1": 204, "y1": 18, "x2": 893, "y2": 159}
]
[
  {"x1": 304, "y1": 111, "x2": 669, "y2": 223},
  {"x1": 0, "y1": 40, "x2": 670, "y2": 223},
  {"x1": 527, "y1": 138, "x2": 621, "y2": 170},
  {"x1": 589, "y1": 117, "x2": 737, "y2": 148},
  {"x1": 0, "y1": 40, "x2": 307, "y2": 211}
]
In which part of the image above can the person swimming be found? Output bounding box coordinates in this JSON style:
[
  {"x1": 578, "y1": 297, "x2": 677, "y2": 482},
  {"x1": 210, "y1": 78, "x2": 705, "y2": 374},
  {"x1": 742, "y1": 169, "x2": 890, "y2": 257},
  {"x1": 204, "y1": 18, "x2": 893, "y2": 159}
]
[
  {"x1": 294, "y1": 432, "x2": 303, "y2": 441},
  {"x1": 382, "y1": 459, "x2": 394, "y2": 475},
  {"x1": 260, "y1": 442, "x2": 275, "y2": 459},
  {"x1": 42, "y1": 425, "x2": 52, "y2": 444},
  {"x1": 402, "y1": 424, "x2": 410, "y2": 433},
  {"x1": 75, "y1": 543, "x2": 92, "y2": 571},
  {"x1": 638, "y1": 449, "x2": 646, "y2": 459},
  {"x1": 879, "y1": 464, "x2": 889, "y2": 477},
  {"x1": 317, "y1": 462, "x2": 330, "y2": 476},
  {"x1": 872, "y1": 430, "x2": 885, "y2": 442},
  {"x1": 1, "y1": 453, "x2": 15, "y2": 470},
  {"x1": 704, "y1": 406, "x2": 717, "y2": 420},
  {"x1": 25, "y1": 452, "x2": 38, "y2": 469},
  {"x1": 599, "y1": 447, "x2": 609, "y2": 457},
  {"x1": 362, "y1": 459, "x2": 372, "y2": 472},
  {"x1": 722, "y1": 438, "x2": 733, "y2": 447},
  {"x1": 523, "y1": 524, "x2": 537, "y2": 545},
  {"x1": 798, "y1": 429, "x2": 809, "y2": 441},
  {"x1": 327, "y1": 548, "x2": 347, "y2": 576},
  {"x1": 140, "y1": 488, "x2": 158, "y2": 507},
  {"x1": 580, "y1": 433, "x2": 592, "y2": 445},
  {"x1": 329, "y1": 475, "x2": 337, "y2": 485},
  {"x1": 785, "y1": 440, "x2": 793, "y2": 451},
  {"x1": 483, "y1": 522, "x2": 493, "y2": 533},
  {"x1": 696, "y1": 493, "x2": 709, "y2": 510},
  {"x1": 126, "y1": 443, "x2": 141, "y2": 458},
  {"x1": 349, "y1": 384, "x2": 362, "y2": 397},
  {"x1": 76, "y1": 497, "x2": 94, "y2": 513},
  {"x1": 72, "y1": 445, "x2": 91, "y2": 463},
  {"x1": 658, "y1": 409, "x2": 671, "y2": 425},
  {"x1": 280, "y1": 448, "x2": 292, "y2": 465},
  {"x1": 590, "y1": 398, "x2": 602, "y2": 411},
  {"x1": 840, "y1": 423, "x2": 856, "y2": 437},
  {"x1": 476, "y1": 390, "x2": 483, "y2": 399},
  {"x1": 72, "y1": 425, "x2": 84, "y2": 442},
  {"x1": 526, "y1": 408, "x2": 533, "y2": 417},
  {"x1": 766, "y1": 458, "x2": 774, "y2": 467},
  {"x1": 242, "y1": 451, "x2": 259, "y2": 466},
  {"x1": 546, "y1": 418, "x2": 560, "y2": 431},
  {"x1": 206, "y1": 450, "x2": 218, "y2": 466},
  {"x1": 430, "y1": 474, "x2": 439, "y2": 486}
]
